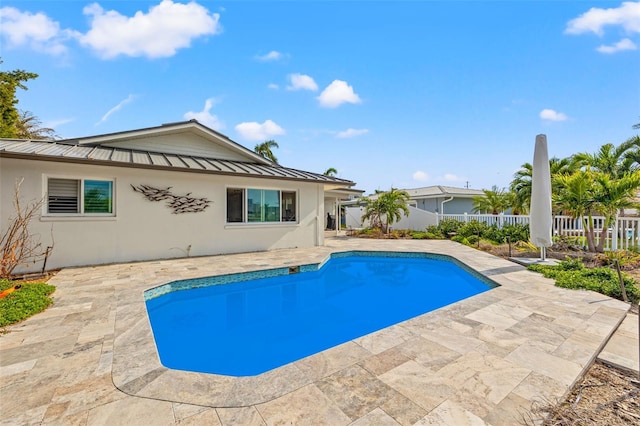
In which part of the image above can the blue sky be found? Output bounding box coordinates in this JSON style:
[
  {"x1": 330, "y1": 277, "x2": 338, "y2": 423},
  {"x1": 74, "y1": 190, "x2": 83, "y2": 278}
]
[{"x1": 2, "y1": 1, "x2": 639, "y2": 194}]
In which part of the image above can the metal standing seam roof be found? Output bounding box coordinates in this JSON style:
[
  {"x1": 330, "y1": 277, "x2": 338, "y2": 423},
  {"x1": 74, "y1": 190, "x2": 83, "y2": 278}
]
[{"x1": 0, "y1": 140, "x2": 354, "y2": 186}]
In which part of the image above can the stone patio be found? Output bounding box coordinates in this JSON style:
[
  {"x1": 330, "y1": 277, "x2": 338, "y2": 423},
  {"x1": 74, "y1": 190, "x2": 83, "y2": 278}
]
[{"x1": 0, "y1": 238, "x2": 631, "y2": 425}]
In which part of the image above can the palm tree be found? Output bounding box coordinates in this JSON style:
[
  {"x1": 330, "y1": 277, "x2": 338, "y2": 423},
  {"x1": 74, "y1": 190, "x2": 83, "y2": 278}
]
[
  {"x1": 472, "y1": 186, "x2": 510, "y2": 215},
  {"x1": 572, "y1": 138, "x2": 640, "y2": 179},
  {"x1": 16, "y1": 110, "x2": 57, "y2": 140},
  {"x1": 323, "y1": 167, "x2": 338, "y2": 177},
  {"x1": 553, "y1": 170, "x2": 598, "y2": 251},
  {"x1": 510, "y1": 157, "x2": 577, "y2": 213},
  {"x1": 361, "y1": 188, "x2": 410, "y2": 234},
  {"x1": 620, "y1": 136, "x2": 640, "y2": 173},
  {"x1": 254, "y1": 140, "x2": 279, "y2": 163},
  {"x1": 592, "y1": 171, "x2": 640, "y2": 251}
]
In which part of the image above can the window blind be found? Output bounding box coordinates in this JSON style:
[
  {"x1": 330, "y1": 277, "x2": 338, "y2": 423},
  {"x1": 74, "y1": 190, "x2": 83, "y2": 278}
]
[{"x1": 48, "y1": 178, "x2": 80, "y2": 213}]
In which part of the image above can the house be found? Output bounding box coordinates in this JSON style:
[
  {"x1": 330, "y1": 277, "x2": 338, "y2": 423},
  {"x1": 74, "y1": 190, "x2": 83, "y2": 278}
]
[
  {"x1": 402, "y1": 185, "x2": 485, "y2": 214},
  {"x1": 356, "y1": 185, "x2": 485, "y2": 214},
  {"x1": 341, "y1": 185, "x2": 485, "y2": 231},
  {"x1": 0, "y1": 120, "x2": 358, "y2": 273}
]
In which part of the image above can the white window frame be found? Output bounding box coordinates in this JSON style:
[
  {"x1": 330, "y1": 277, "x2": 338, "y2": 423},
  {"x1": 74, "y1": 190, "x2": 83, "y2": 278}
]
[{"x1": 43, "y1": 175, "x2": 116, "y2": 217}]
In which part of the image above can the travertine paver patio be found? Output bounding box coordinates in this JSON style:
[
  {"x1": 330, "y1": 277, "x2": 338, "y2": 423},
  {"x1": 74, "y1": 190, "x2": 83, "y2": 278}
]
[{"x1": 0, "y1": 238, "x2": 631, "y2": 425}]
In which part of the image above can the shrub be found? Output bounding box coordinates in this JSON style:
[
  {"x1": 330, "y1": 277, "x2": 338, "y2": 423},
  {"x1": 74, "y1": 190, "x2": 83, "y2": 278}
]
[
  {"x1": 481, "y1": 224, "x2": 503, "y2": 244},
  {"x1": 466, "y1": 234, "x2": 480, "y2": 245},
  {"x1": 458, "y1": 220, "x2": 488, "y2": 239},
  {"x1": 527, "y1": 259, "x2": 639, "y2": 304},
  {"x1": 500, "y1": 223, "x2": 530, "y2": 243},
  {"x1": 0, "y1": 279, "x2": 56, "y2": 327},
  {"x1": 425, "y1": 231, "x2": 445, "y2": 240},
  {"x1": 595, "y1": 251, "x2": 640, "y2": 268},
  {"x1": 451, "y1": 235, "x2": 472, "y2": 246},
  {"x1": 409, "y1": 231, "x2": 430, "y2": 239},
  {"x1": 436, "y1": 219, "x2": 463, "y2": 237},
  {"x1": 425, "y1": 225, "x2": 445, "y2": 239}
]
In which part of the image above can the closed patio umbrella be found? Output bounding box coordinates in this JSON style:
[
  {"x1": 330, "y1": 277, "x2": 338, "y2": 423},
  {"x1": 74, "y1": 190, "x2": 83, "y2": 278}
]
[{"x1": 529, "y1": 134, "x2": 553, "y2": 260}]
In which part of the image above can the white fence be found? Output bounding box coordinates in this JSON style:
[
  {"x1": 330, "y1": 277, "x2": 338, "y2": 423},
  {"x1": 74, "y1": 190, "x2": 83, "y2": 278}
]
[
  {"x1": 345, "y1": 207, "x2": 640, "y2": 250},
  {"x1": 344, "y1": 206, "x2": 438, "y2": 231},
  {"x1": 438, "y1": 213, "x2": 640, "y2": 251}
]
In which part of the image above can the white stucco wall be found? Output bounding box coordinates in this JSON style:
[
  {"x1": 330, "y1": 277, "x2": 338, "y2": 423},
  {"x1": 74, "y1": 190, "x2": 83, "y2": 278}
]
[{"x1": 0, "y1": 157, "x2": 326, "y2": 273}]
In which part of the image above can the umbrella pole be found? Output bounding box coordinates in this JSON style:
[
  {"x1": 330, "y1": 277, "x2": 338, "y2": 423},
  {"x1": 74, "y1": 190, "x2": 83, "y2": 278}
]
[{"x1": 541, "y1": 247, "x2": 546, "y2": 261}]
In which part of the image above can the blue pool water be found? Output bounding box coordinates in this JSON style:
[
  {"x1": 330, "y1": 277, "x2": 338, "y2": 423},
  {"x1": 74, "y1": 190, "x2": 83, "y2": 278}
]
[{"x1": 145, "y1": 252, "x2": 496, "y2": 376}]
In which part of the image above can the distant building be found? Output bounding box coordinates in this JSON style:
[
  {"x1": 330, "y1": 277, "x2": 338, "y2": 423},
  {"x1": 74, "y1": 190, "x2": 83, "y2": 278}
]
[{"x1": 358, "y1": 185, "x2": 485, "y2": 215}]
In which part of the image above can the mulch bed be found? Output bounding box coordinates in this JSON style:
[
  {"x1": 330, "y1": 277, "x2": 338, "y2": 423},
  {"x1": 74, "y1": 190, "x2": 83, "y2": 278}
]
[{"x1": 530, "y1": 360, "x2": 640, "y2": 425}]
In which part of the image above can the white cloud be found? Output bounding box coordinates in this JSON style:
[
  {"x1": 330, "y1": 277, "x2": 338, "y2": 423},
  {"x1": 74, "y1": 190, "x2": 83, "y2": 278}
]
[
  {"x1": 443, "y1": 173, "x2": 462, "y2": 182},
  {"x1": 235, "y1": 119, "x2": 285, "y2": 141},
  {"x1": 412, "y1": 171, "x2": 429, "y2": 182},
  {"x1": 286, "y1": 73, "x2": 318, "y2": 91},
  {"x1": 183, "y1": 98, "x2": 224, "y2": 130},
  {"x1": 336, "y1": 128, "x2": 369, "y2": 138},
  {"x1": 44, "y1": 118, "x2": 75, "y2": 129},
  {"x1": 565, "y1": 1, "x2": 640, "y2": 36},
  {"x1": 318, "y1": 80, "x2": 362, "y2": 108},
  {"x1": 80, "y1": 0, "x2": 221, "y2": 59},
  {"x1": 96, "y1": 94, "x2": 137, "y2": 125},
  {"x1": 540, "y1": 109, "x2": 568, "y2": 122},
  {"x1": 267, "y1": 83, "x2": 279, "y2": 90},
  {"x1": 0, "y1": 7, "x2": 78, "y2": 55},
  {"x1": 597, "y1": 37, "x2": 637, "y2": 53},
  {"x1": 255, "y1": 50, "x2": 283, "y2": 61}
]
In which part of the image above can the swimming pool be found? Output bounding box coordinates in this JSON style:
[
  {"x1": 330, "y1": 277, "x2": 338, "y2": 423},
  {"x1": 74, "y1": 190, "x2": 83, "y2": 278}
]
[{"x1": 145, "y1": 251, "x2": 497, "y2": 376}]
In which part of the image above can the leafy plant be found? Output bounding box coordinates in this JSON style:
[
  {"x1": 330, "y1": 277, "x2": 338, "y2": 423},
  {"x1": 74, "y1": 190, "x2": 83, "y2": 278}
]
[
  {"x1": 458, "y1": 220, "x2": 489, "y2": 239},
  {"x1": 0, "y1": 279, "x2": 55, "y2": 327},
  {"x1": 435, "y1": 219, "x2": 463, "y2": 237},
  {"x1": 528, "y1": 258, "x2": 639, "y2": 304},
  {"x1": 361, "y1": 188, "x2": 411, "y2": 234}
]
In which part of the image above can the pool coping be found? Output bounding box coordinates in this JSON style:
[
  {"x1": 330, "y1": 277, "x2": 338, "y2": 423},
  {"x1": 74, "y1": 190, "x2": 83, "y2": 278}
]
[{"x1": 110, "y1": 240, "x2": 631, "y2": 410}]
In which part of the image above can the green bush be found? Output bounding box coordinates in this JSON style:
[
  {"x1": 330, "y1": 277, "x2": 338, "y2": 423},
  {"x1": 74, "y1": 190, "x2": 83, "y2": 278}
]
[
  {"x1": 424, "y1": 231, "x2": 445, "y2": 240},
  {"x1": 500, "y1": 223, "x2": 530, "y2": 243},
  {"x1": 528, "y1": 259, "x2": 639, "y2": 304},
  {"x1": 425, "y1": 225, "x2": 445, "y2": 239},
  {"x1": 420, "y1": 219, "x2": 529, "y2": 244},
  {"x1": 436, "y1": 219, "x2": 464, "y2": 237},
  {"x1": 458, "y1": 220, "x2": 488, "y2": 239},
  {"x1": 451, "y1": 235, "x2": 472, "y2": 246},
  {"x1": 409, "y1": 231, "x2": 430, "y2": 239},
  {"x1": 0, "y1": 279, "x2": 56, "y2": 327},
  {"x1": 466, "y1": 234, "x2": 480, "y2": 245},
  {"x1": 481, "y1": 224, "x2": 504, "y2": 243}
]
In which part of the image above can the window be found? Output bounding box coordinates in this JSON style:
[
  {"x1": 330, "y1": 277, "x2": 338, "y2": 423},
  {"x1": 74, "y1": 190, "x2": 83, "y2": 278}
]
[
  {"x1": 47, "y1": 178, "x2": 114, "y2": 215},
  {"x1": 282, "y1": 191, "x2": 296, "y2": 222},
  {"x1": 226, "y1": 188, "x2": 244, "y2": 222},
  {"x1": 248, "y1": 189, "x2": 280, "y2": 222},
  {"x1": 227, "y1": 188, "x2": 297, "y2": 223}
]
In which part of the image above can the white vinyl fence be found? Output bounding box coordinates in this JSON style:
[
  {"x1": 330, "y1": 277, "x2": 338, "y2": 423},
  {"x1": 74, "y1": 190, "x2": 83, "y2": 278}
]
[
  {"x1": 344, "y1": 206, "x2": 438, "y2": 231},
  {"x1": 345, "y1": 207, "x2": 640, "y2": 251},
  {"x1": 439, "y1": 213, "x2": 640, "y2": 251}
]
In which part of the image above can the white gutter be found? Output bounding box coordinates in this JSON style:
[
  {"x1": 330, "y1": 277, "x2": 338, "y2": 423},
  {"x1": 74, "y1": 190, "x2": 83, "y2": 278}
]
[
  {"x1": 335, "y1": 197, "x2": 339, "y2": 236},
  {"x1": 440, "y1": 196, "x2": 454, "y2": 214}
]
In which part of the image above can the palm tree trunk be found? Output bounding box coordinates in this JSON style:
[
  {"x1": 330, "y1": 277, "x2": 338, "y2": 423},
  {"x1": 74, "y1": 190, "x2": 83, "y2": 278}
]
[
  {"x1": 582, "y1": 216, "x2": 597, "y2": 252},
  {"x1": 597, "y1": 215, "x2": 613, "y2": 253}
]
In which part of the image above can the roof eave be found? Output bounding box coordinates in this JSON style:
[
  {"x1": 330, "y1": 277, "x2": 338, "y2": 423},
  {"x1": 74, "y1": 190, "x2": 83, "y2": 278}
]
[{"x1": 0, "y1": 150, "x2": 354, "y2": 186}]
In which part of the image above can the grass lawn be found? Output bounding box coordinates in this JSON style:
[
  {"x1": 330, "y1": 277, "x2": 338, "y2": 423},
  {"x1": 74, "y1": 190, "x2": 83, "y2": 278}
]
[{"x1": 0, "y1": 279, "x2": 56, "y2": 327}]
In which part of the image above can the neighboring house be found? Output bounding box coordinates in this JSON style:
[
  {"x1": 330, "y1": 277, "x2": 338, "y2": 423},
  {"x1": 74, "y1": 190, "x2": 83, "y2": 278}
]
[
  {"x1": 0, "y1": 120, "x2": 357, "y2": 273},
  {"x1": 358, "y1": 185, "x2": 484, "y2": 214},
  {"x1": 403, "y1": 185, "x2": 485, "y2": 214}
]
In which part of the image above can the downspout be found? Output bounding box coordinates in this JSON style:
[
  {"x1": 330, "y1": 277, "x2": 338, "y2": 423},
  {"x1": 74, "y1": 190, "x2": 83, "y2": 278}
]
[
  {"x1": 440, "y1": 197, "x2": 454, "y2": 215},
  {"x1": 335, "y1": 197, "x2": 339, "y2": 236}
]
